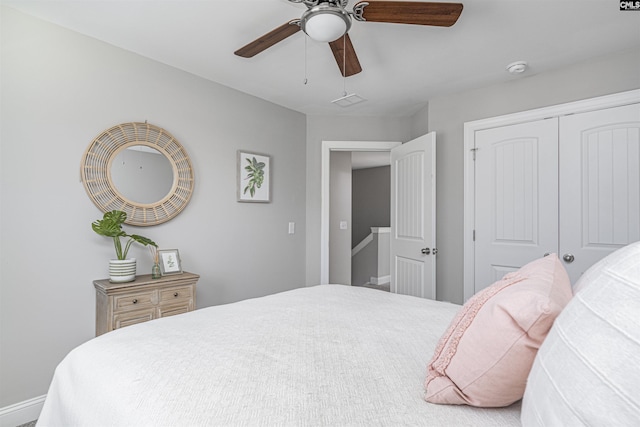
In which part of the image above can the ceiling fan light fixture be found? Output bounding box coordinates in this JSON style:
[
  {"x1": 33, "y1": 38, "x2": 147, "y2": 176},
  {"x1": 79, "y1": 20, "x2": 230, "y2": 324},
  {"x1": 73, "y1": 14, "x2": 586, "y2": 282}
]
[{"x1": 301, "y1": 4, "x2": 352, "y2": 43}]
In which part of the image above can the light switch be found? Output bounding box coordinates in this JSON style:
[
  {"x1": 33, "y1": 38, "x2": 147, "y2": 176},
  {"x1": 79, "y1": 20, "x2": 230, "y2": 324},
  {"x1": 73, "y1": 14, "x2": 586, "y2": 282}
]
[
  {"x1": 288, "y1": 222, "x2": 295, "y2": 234},
  {"x1": 340, "y1": 221, "x2": 348, "y2": 230}
]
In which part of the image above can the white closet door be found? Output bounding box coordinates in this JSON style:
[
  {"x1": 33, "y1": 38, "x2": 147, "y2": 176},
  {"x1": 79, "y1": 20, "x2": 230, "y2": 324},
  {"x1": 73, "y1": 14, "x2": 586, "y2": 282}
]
[
  {"x1": 559, "y1": 103, "x2": 640, "y2": 282},
  {"x1": 474, "y1": 118, "x2": 559, "y2": 292},
  {"x1": 390, "y1": 132, "x2": 436, "y2": 299}
]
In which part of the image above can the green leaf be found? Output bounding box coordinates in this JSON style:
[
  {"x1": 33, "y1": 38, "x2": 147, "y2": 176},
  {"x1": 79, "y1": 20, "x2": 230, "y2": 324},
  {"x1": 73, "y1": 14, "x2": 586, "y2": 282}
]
[
  {"x1": 91, "y1": 210, "x2": 157, "y2": 259},
  {"x1": 129, "y1": 235, "x2": 157, "y2": 247},
  {"x1": 92, "y1": 210, "x2": 126, "y2": 238}
]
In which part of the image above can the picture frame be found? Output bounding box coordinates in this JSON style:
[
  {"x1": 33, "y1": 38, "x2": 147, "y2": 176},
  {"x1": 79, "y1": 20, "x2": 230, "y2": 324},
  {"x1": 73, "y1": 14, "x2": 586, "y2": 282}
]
[
  {"x1": 237, "y1": 150, "x2": 271, "y2": 203},
  {"x1": 158, "y1": 249, "x2": 182, "y2": 275}
]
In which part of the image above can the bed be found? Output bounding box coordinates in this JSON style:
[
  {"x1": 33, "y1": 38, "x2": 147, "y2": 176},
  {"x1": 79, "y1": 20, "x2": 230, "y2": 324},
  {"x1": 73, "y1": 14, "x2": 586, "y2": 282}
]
[{"x1": 37, "y1": 242, "x2": 640, "y2": 426}]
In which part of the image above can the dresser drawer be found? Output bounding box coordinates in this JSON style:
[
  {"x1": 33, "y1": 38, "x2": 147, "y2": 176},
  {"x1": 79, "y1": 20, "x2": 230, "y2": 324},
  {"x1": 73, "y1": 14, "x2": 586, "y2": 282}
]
[
  {"x1": 113, "y1": 308, "x2": 155, "y2": 329},
  {"x1": 158, "y1": 303, "x2": 192, "y2": 318},
  {"x1": 159, "y1": 286, "x2": 193, "y2": 304},
  {"x1": 113, "y1": 290, "x2": 155, "y2": 311}
]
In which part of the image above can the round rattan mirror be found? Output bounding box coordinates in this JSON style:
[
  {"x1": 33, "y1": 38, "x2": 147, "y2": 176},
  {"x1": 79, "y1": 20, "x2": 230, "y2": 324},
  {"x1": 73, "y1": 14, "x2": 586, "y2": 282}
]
[{"x1": 81, "y1": 122, "x2": 194, "y2": 226}]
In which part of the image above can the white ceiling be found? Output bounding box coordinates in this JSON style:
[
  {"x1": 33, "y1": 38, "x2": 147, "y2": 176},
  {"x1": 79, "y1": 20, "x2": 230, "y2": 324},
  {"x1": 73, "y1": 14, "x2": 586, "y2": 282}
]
[{"x1": 3, "y1": 0, "x2": 640, "y2": 118}]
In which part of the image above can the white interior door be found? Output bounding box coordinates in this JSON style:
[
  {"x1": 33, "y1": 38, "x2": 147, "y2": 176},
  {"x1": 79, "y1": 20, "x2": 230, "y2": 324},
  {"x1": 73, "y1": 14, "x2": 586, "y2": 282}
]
[
  {"x1": 559, "y1": 103, "x2": 640, "y2": 281},
  {"x1": 474, "y1": 118, "x2": 559, "y2": 292},
  {"x1": 473, "y1": 102, "x2": 640, "y2": 293},
  {"x1": 464, "y1": 91, "x2": 640, "y2": 300},
  {"x1": 390, "y1": 132, "x2": 436, "y2": 299}
]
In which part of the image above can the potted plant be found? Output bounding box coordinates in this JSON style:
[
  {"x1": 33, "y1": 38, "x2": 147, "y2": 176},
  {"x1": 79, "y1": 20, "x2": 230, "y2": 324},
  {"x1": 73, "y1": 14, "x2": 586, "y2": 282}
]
[{"x1": 92, "y1": 210, "x2": 157, "y2": 282}]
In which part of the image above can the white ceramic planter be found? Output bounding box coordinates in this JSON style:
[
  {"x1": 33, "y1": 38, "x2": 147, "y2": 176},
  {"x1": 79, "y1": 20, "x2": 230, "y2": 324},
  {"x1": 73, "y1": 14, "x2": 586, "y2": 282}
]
[{"x1": 109, "y1": 258, "x2": 137, "y2": 283}]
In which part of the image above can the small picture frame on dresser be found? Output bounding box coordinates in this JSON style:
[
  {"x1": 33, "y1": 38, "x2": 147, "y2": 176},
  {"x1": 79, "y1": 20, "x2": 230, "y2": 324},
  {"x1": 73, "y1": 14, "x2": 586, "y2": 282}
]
[{"x1": 158, "y1": 249, "x2": 182, "y2": 275}]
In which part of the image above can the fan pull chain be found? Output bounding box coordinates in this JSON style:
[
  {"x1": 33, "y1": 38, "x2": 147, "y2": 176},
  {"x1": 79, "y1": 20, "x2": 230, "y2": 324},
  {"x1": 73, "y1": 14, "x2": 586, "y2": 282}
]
[{"x1": 303, "y1": 36, "x2": 308, "y2": 85}]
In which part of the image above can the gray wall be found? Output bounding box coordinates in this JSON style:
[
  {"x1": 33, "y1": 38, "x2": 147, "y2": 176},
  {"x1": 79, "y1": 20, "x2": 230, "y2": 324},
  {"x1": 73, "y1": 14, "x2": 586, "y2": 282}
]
[
  {"x1": 329, "y1": 151, "x2": 352, "y2": 284},
  {"x1": 352, "y1": 166, "x2": 390, "y2": 246},
  {"x1": 0, "y1": 7, "x2": 306, "y2": 408},
  {"x1": 410, "y1": 104, "x2": 429, "y2": 140},
  {"x1": 428, "y1": 48, "x2": 640, "y2": 304}
]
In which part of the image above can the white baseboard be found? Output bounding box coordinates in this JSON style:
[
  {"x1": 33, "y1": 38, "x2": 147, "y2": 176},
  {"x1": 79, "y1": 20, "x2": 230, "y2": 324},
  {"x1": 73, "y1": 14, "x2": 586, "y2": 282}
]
[
  {"x1": 370, "y1": 275, "x2": 390, "y2": 285},
  {"x1": 0, "y1": 395, "x2": 45, "y2": 427}
]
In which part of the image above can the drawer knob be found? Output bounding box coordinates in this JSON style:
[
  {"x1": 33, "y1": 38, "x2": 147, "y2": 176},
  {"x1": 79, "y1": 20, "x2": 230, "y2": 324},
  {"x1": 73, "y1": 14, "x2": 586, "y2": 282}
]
[
  {"x1": 174, "y1": 292, "x2": 179, "y2": 297},
  {"x1": 132, "y1": 299, "x2": 138, "y2": 304}
]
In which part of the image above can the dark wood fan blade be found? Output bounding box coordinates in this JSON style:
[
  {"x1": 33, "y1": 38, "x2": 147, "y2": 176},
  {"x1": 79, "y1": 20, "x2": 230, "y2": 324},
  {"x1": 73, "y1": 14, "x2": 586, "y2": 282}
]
[
  {"x1": 355, "y1": 1, "x2": 463, "y2": 27},
  {"x1": 234, "y1": 20, "x2": 301, "y2": 58},
  {"x1": 329, "y1": 34, "x2": 362, "y2": 77}
]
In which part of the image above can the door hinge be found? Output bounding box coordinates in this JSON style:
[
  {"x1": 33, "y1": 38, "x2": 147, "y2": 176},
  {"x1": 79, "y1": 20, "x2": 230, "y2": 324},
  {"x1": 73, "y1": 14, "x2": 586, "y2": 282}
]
[
  {"x1": 470, "y1": 148, "x2": 478, "y2": 160},
  {"x1": 473, "y1": 229, "x2": 476, "y2": 241}
]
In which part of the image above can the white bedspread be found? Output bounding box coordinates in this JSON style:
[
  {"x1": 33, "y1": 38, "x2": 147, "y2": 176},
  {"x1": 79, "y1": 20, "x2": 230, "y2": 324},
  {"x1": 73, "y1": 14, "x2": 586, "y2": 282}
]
[{"x1": 38, "y1": 285, "x2": 521, "y2": 426}]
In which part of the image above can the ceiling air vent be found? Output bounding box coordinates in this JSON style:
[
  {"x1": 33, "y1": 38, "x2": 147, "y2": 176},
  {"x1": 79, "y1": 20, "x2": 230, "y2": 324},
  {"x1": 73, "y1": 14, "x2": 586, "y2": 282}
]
[{"x1": 331, "y1": 93, "x2": 366, "y2": 107}]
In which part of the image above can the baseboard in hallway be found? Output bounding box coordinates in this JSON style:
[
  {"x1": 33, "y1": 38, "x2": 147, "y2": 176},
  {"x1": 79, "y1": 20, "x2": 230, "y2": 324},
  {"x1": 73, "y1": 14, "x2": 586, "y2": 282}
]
[{"x1": 353, "y1": 283, "x2": 390, "y2": 292}]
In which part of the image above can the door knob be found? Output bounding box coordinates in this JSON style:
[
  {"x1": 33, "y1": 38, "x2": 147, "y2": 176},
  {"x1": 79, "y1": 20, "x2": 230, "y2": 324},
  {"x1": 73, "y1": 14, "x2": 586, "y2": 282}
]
[
  {"x1": 421, "y1": 248, "x2": 431, "y2": 255},
  {"x1": 563, "y1": 253, "x2": 575, "y2": 263}
]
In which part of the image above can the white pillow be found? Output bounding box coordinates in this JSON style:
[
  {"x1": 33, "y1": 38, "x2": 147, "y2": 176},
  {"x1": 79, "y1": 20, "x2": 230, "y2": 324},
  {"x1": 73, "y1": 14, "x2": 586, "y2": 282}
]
[{"x1": 521, "y1": 241, "x2": 640, "y2": 426}]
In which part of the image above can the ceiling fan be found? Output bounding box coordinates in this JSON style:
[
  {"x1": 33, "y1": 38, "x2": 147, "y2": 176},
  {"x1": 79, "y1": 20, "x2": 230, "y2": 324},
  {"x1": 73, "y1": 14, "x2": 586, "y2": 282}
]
[{"x1": 234, "y1": 1, "x2": 463, "y2": 77}]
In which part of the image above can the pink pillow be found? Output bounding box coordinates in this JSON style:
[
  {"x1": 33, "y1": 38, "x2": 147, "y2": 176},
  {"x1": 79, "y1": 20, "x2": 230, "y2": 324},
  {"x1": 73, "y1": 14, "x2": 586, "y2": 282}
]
[{"x1": 424, "y1": 254, "x2": 572, "y2": 407}]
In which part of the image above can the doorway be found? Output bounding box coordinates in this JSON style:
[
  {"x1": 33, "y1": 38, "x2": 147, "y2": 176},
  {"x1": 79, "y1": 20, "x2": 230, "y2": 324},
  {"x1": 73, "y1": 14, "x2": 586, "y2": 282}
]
[
  {"x1": 321, "y1": 134, "x2": 437, "y2": 300},
  {"x1": 351, "y1": 158, "x2": 392, "y2": 289},
  {"x1": 320, "y1": 141, "x2": 401, "y2": 285}
]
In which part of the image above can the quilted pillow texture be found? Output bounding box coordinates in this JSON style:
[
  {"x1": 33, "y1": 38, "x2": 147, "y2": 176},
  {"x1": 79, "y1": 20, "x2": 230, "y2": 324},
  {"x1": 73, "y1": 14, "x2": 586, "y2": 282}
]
[
  {"x1": 425, "y1": 254, "x2": 572, "y2": 407},
  {"x1": 521, "y1": 241, "x2": 640, "y2": 426}
]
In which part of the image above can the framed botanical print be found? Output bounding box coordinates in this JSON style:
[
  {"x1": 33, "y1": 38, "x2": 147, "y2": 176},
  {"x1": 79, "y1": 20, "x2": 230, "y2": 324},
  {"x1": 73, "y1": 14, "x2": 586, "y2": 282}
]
[{"x1": 237, "y1": 150, "x2": 271, "y2": 203}]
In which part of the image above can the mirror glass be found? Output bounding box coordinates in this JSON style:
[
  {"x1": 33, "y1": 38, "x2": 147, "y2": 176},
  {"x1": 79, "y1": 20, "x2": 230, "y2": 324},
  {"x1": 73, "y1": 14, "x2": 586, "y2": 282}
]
[{"x1": 110, "y1": 146, "x2": 174, "y2": 204}]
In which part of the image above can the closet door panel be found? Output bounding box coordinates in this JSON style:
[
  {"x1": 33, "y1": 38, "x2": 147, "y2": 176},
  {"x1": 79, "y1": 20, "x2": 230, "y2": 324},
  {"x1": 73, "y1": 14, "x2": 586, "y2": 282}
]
[
  {"x1": 474, "y1": 118, "x2": 559, "y2": 292},
  {"x1": 560, "y1": 103, "x2": 640, "y2": 282}
]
